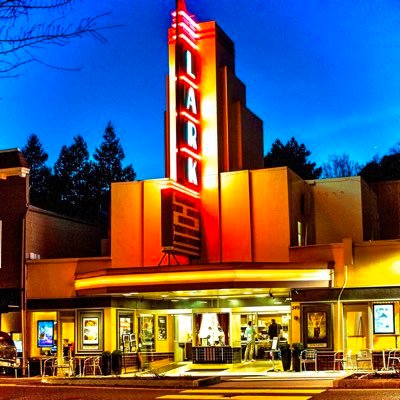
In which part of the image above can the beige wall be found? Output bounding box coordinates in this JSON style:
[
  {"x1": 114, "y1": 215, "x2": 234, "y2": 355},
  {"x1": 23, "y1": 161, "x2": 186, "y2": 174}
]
[{"x1": 310, "y1": 177, "x2": 364, "y2": 244}]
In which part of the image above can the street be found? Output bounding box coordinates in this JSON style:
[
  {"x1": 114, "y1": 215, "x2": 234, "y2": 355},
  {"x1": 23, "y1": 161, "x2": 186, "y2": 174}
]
[{"x1": 2, "y1": 381, "x2": 400, "y2": 400}]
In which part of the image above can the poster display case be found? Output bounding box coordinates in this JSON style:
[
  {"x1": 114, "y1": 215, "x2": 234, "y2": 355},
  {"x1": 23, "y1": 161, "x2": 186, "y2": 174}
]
[
  {"x1": 77, "y1": 310, "x2": 103, "y2": 353},
  {"x1": 301, "y1": 304, "x2": 333, "y2": 350},
  {"x1": 373, "y1": 303, "x2": 395, "y2": 334}
]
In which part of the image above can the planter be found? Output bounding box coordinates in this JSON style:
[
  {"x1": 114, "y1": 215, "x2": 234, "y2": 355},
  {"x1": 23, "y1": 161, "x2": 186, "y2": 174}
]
[
  {"x1": 280, "y1": 345, "x2": 291, "y2": 371},
  {"x1": 291, "y1": 343, "x2": 303, "y2": 372}
]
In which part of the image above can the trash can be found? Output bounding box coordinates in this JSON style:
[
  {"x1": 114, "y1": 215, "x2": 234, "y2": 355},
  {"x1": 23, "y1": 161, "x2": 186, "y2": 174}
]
[
  {"x1": 111, "y1": 350, "x2": 123, "y2": 375},
  {"x1": 101, "y1": 351, "x2": 111, "y2": 375}
]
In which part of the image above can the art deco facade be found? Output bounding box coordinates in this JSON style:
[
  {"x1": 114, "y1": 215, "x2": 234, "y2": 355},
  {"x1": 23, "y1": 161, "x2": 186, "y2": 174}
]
[{"x1": 1, "y1": 1, "x2": 399, "y2": 371}]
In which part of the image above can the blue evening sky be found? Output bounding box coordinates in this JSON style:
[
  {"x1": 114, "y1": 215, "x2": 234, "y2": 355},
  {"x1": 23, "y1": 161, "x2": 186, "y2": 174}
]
[{"x1": 1, "y1": 0, "x2": 399, "y2": 179}]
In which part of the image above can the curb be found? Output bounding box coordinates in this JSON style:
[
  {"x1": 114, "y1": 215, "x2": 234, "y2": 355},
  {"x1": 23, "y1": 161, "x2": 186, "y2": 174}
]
[{"x1": 41, "y1": 375, "x2": 220, "y2": 388}]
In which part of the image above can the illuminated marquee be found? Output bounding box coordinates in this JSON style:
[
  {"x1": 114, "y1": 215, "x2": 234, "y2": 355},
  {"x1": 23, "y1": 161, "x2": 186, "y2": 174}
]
[
  {"x1": 173, "y1": 2, "x2": 201, "y2": 191},
  {"x1": 161, "y1": 0, "x2": 202, "y2": 258}
]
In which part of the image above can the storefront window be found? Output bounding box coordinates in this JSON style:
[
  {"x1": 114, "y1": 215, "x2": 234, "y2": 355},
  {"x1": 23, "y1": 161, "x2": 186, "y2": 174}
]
[
  {"x1": 139, "y1": 315, "x2": 154, "y2": 351},
  {"x1": 195, "y1": 313, "x2": 229, "y2": 346},
  {"x1": 117, "y1": 310, "x2": 135, "y2": 352}
]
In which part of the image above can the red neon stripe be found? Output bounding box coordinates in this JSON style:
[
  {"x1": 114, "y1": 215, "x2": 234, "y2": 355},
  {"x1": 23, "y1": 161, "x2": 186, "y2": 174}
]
[
  {"x1": 172, "y1": 22, "x2": 198, "y2": 39},
  {"x1": 180, "y1": 111, "x2": 199, "y2": 125},
  {"x1": 179, "y1": 75, "x2": 199, "y2": 89},
  {"x1": 178, "y1": 33, "x2": 198, "y2": 50},
  {"x1": 178, "y1": 10, "x2": 200, "y2": 30},
  {"x1": 180, "y1": 147, "x2": 201, "y2": 160}
]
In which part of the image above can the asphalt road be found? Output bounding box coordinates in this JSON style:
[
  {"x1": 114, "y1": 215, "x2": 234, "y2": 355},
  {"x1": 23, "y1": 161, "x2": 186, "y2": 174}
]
[
  {"x1": 313, "y1": 389, "x2": 400, "y2": 400},
  {"x1": 0, "y1": 384, "x2": 180, "y2": 400},
  {"x1": 2, "y1": 383, "x2": 400, "y2": 400}
]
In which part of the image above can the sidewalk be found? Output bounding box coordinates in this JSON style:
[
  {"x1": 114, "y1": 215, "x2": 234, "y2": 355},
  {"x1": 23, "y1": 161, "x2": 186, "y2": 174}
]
[{"x1": 0, "y1": 360, "x2": 350, "y2": 388}]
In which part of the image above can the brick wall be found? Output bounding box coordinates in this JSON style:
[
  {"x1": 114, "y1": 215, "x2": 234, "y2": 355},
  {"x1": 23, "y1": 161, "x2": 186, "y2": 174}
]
[{"x1": 26, "y1": 206, "x2": 102, "y2": 259}]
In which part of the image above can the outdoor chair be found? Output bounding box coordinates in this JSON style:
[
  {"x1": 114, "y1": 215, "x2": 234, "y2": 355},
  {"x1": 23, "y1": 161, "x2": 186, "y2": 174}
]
[
  {"x1": 42, "y1": 356, "x2": 57, "y2": 377},
  {"x1": 300, "y1": 349, "x2": 317, "y2": 371},
  {"x1": 355, "y1": 349, "x2": 373, "y2": 371},
  {"x1": 387, "y1": 349, "x2": 400, "y2": 371},
  {"x1": 333, "y1": 349, "x2": 354, "y2": 371},
  {"x1": 83, "y1": 356, "x2": 102, "y2": 376}
]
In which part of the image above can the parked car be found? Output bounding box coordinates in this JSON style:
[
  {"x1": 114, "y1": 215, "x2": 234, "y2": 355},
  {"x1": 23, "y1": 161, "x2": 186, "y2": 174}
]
[{"x1": 0, "y1": 331, "x2": 20, "y2": 374}]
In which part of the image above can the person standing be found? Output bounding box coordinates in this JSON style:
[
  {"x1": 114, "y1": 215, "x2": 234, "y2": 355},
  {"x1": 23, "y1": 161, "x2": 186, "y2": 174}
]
[
  {"x1": 267, "y1": 319, "x2": 282, "y2": 340},
  {"x1": 244, "y1": 321, "x2": 256, "y2": 362}
]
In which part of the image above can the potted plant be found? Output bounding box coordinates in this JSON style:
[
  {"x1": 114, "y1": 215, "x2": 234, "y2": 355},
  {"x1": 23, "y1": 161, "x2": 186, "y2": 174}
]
[
  {"x1": 291, "y1": 342, "x2": 304, "y2": 372},
  {"x1": 279, "y1": 342, "x2": 291, "y2": 371}
]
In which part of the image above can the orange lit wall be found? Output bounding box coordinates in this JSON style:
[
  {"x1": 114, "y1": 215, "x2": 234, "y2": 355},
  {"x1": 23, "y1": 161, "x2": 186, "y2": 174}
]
[
  {"x1": 143, "y1": 180, "x2": 164, "y2": 266},
  {"x1": 251, "y1": 168, "x2": 291, "y2": 262},
  {"x1": 111, "y1": 181, "x2": 143, "y2": 268},
  {"x1": 27, "y1": 260, "x2": 78, "y2": 299},
  {"x1": 220, "y1": 171, "x2": 252, "y2": 262},
  {"x1": 197, "y1": 21, "x2": 222, "y2": 263}
]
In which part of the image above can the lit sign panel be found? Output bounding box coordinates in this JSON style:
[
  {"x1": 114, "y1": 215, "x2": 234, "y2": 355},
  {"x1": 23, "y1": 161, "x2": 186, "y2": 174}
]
[
  {"x1": 161, "y1": 0, "x2": 202, "y2": 258},
  {"x1": 173, "y1": 3, "x2": 201, "y2": 191}
]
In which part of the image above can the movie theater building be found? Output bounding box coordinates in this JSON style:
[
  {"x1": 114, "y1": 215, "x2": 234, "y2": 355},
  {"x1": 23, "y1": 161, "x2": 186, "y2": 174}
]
[{"x1": 22, "y1": 1, "x2": 400, "y2": 368}]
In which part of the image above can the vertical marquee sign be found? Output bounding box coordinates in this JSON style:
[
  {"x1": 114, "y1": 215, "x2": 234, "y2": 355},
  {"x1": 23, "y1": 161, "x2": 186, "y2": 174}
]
[
  {"x1": 174, "y1": 0, "x2": 201, "y2": 190},
  {"x1": 161, "y1": 0, "x2": 202, "y2": 258}
]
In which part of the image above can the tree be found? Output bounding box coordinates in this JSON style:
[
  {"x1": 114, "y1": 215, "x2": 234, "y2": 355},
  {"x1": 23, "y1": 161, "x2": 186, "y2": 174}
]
[
  {"x1": 360, "y1": 143, "x2": 400, "y2": 182},
  {"x1": 264, "y1": 137, "x2": 322, "y2": 179},
  {"x1": 321, "y1": 153, "x2": 362, "y2": 178},
  {"x1": 52, "y1": 135, "x2": 96, "y2": 217},
  {"x1": 21, "y1": 133, "x2": 52, "y2": 208},
  {"x1": 1, "y1": 0, "x2": 115, "y2": 77},
  {"x1": 93, "y1": 121, "x2": 136, "y2": 212}
]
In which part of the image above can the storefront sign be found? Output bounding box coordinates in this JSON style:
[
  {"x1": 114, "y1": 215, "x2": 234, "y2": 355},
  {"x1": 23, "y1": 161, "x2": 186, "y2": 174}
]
[
  {"x1": 161, "y1": 1, "x2": 202, "y2": 259},
  {"x1": 174, "y1": 2, "x2": 201, "y2": 191}
]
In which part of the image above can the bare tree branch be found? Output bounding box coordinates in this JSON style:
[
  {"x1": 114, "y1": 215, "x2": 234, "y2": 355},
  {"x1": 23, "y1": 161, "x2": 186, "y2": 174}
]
[{"x1": 0, "y1": 1, "x2": 120, "y2": 77}]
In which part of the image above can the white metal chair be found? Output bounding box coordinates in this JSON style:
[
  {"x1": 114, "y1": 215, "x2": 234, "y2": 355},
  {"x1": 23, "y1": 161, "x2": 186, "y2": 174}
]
[
  {"x1": 356, "y1": 349, "x2": 373, "y2": 371},
  {"x1": 387, "y1": 349, "x2": 400, "y2": 371},
  {"x1": 300, "y1": 349, "x2": 317, "y2": 371},
  {"x1": 83, "y1": 356, "x2": 102, "y2": 376},
  {"x1": 333, "y1": 350, "x2": 354, "y2": 371},
  {"x1": 42, "y1": 356, "x2": 57, "y2": 376}
]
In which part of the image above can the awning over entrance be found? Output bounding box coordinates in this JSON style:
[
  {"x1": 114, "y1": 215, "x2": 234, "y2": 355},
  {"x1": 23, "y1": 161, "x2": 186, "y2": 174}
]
[{"x1": 75, "y1": 262, "x2": 333, "y2": 296}]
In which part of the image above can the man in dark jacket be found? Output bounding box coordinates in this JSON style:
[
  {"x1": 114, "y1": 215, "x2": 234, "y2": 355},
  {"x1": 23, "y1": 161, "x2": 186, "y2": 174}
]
[{"x1": 268, "y1": 319, "x2": 282, "y2": 339}]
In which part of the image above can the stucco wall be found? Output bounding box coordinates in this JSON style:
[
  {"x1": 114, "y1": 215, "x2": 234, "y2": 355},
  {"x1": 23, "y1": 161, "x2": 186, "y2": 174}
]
[
  {"x1": 310, "y1": 177, "x2": 364, "y2": 244},
  {"x1": 348, "y1": 241, "x2": 400, "y2": 287}
]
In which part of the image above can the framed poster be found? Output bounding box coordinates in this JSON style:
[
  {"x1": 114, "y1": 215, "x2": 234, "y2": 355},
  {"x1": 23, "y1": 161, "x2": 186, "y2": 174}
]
[
  {"x1": 77, "y1": 310, "x2": 103, "y2": 353},
  {"x1": 37, "y1": 320, "x2": 55, "y2": 347},
  {"x1": 82, "y1": 317, "x2": 99, "y2": 345},
  {"x1": 158, "y1": 315, "x2": 167, "y2": 340},
  {"x1": 373, "y1": 303, "x2": 395, "y2": 334},
  {"x1": 301, "y1": 304, "x2": 333, "y2": 350}
]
